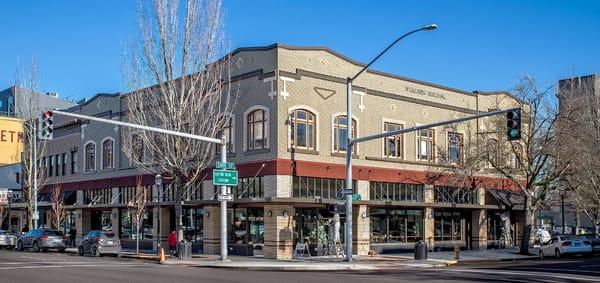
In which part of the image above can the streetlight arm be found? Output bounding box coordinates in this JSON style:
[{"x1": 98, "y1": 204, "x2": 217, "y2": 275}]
[{"x1": 350, "y1": 24, "x2": 438, "y2": 81}]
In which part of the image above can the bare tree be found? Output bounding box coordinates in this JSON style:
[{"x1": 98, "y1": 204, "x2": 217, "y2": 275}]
[
  {"x1": 482, "y1": 76, "x2": 570, "y2": 254},
  {"x1": 50, "y1": 185, "x2": 66, "y2": 231},
  {"x1": 129, "y1": 176, "x2": 148, "y2": 254},
  {"x1": 14, "y1": 55, "x2": 47, "y2": 229},
  {"x1": 558, "y1": 76, "x2": 600, "y2": 234},
  {"x1": 122, "y1": 0, "x2": 236, "y2": 241}
]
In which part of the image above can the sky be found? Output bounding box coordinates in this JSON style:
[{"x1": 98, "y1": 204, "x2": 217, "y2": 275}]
[{"x1": 0, "y1": 0, "x2": 599, "y2": 102}]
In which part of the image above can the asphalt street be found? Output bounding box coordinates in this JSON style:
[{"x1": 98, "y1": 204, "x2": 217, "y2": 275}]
[{"x1": 0, "y1": 249, "x2": 598, "y2": 283}]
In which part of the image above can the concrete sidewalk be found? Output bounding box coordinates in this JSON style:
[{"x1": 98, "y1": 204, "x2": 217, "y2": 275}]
[{"x1": 387, "y1": 247, "x2": 540, "y2": 264}]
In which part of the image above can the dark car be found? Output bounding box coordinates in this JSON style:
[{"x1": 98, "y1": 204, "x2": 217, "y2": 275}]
[
  {"x1": 77, "y1": 230, "x2": 121, "y2": 257},
  {"x1": 580, "y1": 234, "x2": 600, "y2": 252},
  {"x1": 16, "y1": 229, "x2": 67, "y2": 252}
]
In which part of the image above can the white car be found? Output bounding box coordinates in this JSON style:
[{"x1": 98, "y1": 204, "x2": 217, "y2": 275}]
[
  {"x1": 538, "y1": 235, "x2": 592, "y2": 259},
  {"x1": 534, "y1": 228, "x2": 551, "y2": 245}
]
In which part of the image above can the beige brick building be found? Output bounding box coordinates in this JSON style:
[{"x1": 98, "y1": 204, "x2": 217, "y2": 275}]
[{"x1": 10, "y1": 44, "x2": 525, "y2": 259}]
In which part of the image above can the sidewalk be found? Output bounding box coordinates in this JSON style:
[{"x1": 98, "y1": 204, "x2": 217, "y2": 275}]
[{"x1": 387, "y1": 247, "x2": 540, "y2": 264}]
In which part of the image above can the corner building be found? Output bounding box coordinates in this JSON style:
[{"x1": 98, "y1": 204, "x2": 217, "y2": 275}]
[{"x1": 33, "y1": 44, "x2": 525, "y2": 259}]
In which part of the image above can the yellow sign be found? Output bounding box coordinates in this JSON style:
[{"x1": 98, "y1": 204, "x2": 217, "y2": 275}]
[{"x1": 0, "y1": 116, "x2": 24, "y2": 165}]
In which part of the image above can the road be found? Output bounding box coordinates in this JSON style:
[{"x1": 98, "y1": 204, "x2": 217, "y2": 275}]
[{"x1": 0, "y1": 249, "x2": 599, "y2": 283}]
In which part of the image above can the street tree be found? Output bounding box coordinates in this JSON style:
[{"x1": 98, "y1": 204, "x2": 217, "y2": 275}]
[
  {"x1": 14, "y1": 56, "x2": 47, "y2": 229},
  {"x1": 481, "y1": 76, "x2": 570, "y2": 254},
  {"x1": 557, "y1": 76, "x2": 600, "y2": 234},
  {"x1": 122, "y1": 0, "x2": 235, "y2": 241},
  {"x1": 50, "y1": 184, "x2": 66, "y2": 231},
  {"x1": 130, "y1": 176, "x2": 148, "y2": 254}
]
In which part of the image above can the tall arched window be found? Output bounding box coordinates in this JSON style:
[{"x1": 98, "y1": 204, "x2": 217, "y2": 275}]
[
  {"x1": 102, "y1": 138, "x2": 114, "y2": 169},
  {"x1": 85, "y1": 142, "x2": 96, "y2": 172},
  {"x1": 247, "y1": 109, "x2": 267, "y2": 150},
  {"x1": 333, "y1": 115, "x2": 357, "y2": 153},
  {"x1": 132, "y1": 134, "x2": 144, "y2": 163},
  {"x1": 290, "y1": 109, "x2": 316, "y2": 150}
]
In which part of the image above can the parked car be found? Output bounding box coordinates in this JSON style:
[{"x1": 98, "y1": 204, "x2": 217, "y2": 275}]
[
  {"x1": 580, "y1": 234, "x2": 600, "y2": 252},
  {"x1": 0, "y1": 230, "x2": 17, "y2": 249},
  {"x1": 534, "y1": 228, "x2": 552, "y2": 245},
  {"x1": 538, "y1": 235, "x2": 592, "y2": 259},
  {"x1": 77, "y1": 230, "x2": 121, "y2": 257},
  {"x1": 16, "y1": 229, "x2": 67, "y2": 252}
]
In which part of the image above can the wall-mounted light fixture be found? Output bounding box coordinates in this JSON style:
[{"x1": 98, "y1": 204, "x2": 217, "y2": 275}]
[
  {"x1": 283, "y1": 210, "x2": 288, "y2": 219},
  {"x1": 267, "y1": 210, "x2": 273, "y2": 218}
]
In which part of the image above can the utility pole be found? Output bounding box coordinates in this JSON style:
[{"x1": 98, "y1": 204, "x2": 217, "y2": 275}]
[{"x1": 33, "y1": 120, "x2": 38, "y2": 229}]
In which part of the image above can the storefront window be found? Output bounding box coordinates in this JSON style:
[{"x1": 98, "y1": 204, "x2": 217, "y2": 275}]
[
  {"x1": 369, "y1": 208, "x2": 423, "y2": 243},
  {"x1": 235, "y1": 177, "x2": 264, "y2": 199},
  {"x1": 487, "y1": 213, "x2": 503, "y2": 241},
  {"x1": 182, "y1": 208, "x2": 203, "y2": 242},
  {"x1": 293, "y1": 176, "x2": 357, "y2": 199},
  {"x1": 370, "y1": 182, "x2": 423, "y2": 202},
  {"x1": 434, "y1": 210, "x2": 464, "y2": 241},
  {"x1": 231, "y1": 208, "x2": 264, "y2": 245},
  {"x1": 434, "y1": 186, "x2": 478, "y2": 205},
  {"x1": 120, "y1": 209, "x2": 154, "y2": 240}
]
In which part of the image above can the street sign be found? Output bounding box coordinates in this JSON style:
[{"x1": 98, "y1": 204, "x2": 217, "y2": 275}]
[
  {"x1": 32, "y1": 211, "x2": 39, "y2": 220},
  {"x1": 213, "y1": 169, "x2": 238, "y2": 186},
  {"x1": 217, "y1": 194, "x2": 233, "y2": 201},
  {"x1": 216, "y1": 161, "x2": 235, "y2": 169},
  {"x1": 341, "y1": 189, "x2": 354, "y2": 195}
]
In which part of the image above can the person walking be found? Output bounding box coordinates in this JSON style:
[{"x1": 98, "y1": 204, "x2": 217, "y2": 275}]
[
  {"x1": 68, "y1": 227, "x2": 77, "y2": 247},
  {"x1": 167, "y1": 230, "x2": 177, "y2": 256}
]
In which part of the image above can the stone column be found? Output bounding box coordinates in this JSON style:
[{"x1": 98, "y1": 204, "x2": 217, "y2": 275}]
[
  {"x1": 423, "y1": 184, "x2": 435, "y2": 250},
  {"x1": 471, "y1": 209, "x2": 487, "y2": 250},
  {"x1": 263, "y1": 204, "x2": 294, "y2": 260},
  {"x1": 159, "y1": 207, "x2": 171, "y2": 249},
  {"x1": 263, "y1": 175, "x2": 292, "y2": 198},
  {"x1": 352, "y1": 204, "x2": 369, "y2": 255},
  {"x1": 111, "y1": 207, "x2": 120, "y2": 237},
  {"x1": 202, "y1": 180, "x2": 215, "y2": 200},
  {"x1": 75, "y1": 209, "x2": 91, "y2": 242},
  {"x1": 202, "y1": 206, "x2": 221, "y2": 254}
]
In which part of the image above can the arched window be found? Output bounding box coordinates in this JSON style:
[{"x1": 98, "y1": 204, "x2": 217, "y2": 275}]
[
  {"x1": 247, "y1": 109, "x2": 267, "y2": 150},
  {"x1": 290, "y1": 109, "x2": 316, "y2": 150},
  {"x1": 102, "y1": 138, "x2": 114, "y2": 169},
  {"x1": 85, "y1": 142, "x2": 96, "y2": 172},
  {"x1": 333, "y1": 115, "x2": 356, "y2": 153},
  {"x1": 132, "y1": 134, "x2": 144, "y2": 163}
]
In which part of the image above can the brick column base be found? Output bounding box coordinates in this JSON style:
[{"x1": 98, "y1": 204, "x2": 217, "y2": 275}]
[
  {"x1": 263, "y1": 205, "x2": 294, "y2": 260},
  {"x1": 202, "y1": 206, "x2": 221, "y2": 254},
  {"x1": 353, "y1": 205, "x2": 369, "y2": 256}
]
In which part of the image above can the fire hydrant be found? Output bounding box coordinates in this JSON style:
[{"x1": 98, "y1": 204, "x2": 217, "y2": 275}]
[{"x1": 453, "y1": 244, "x2": 460, "y2": 259}]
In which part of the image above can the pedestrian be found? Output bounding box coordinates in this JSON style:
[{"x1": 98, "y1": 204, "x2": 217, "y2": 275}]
[
  {"x1": 167, "y1": 229, "x2": 177, "y2": 256},
  {"x1": 68, "y1": 227, "x2": 77, "y2": 247}
]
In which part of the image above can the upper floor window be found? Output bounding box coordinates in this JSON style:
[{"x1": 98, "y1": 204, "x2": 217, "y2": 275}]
[
  {"x1": 510, "y1": 143, "x2": 522, "y2": 170},
  {"x1": 55, "y1": 155, "x2": 60, "y2": 176},
  {"x1": 216, "y1": 116, "x2": 234, "y2": 154},
  {"x1": 85, "y1": 142, "x2": 96, "y2": 172},
  {"x1": 102, "y1": 138, "x2": 114, "y2": 169},
  {"x1": 290, "y1": 109, "x2": 316, "y2": 150},
  {"x1": 247, "y1": 109, "x2": 267, "y2": 150},
  {"x1": 48, "y1": 155, "x2": 54, "y2": 177},
  {"x1": 71, "y1": 150, "x2": 78, "y2": 174},
  {"x1": 132, "y1": 134, "x2": 144, "y2": 163},
  {"x1": 417, "y1": 129, "x2": 435, "y2": 162},
  {"x1": 384, "y1": 122, "x2": 403, "y2": 158},
  {"x1": 447, "y1": 132, "x2": 464, "y2": 164},
  {"x1": 333, "y1": 115, "x2": 357, "y2": 153}
]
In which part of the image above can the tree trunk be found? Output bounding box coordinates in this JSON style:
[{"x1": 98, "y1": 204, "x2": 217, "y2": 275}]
[
  {"x1": 136, "y1": 226, "x2": 140, "y2": 254},
  {"x1": 175, "y1": 174, "x2": 183, "y2": 243},
  {"x1": 519, "y1": 196, "x2": 533, "y2": 255}
]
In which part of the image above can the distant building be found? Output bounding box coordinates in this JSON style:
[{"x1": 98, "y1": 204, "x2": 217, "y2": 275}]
[{"x1": 0, "y1": 86, "x2": 76, "y2": 120}]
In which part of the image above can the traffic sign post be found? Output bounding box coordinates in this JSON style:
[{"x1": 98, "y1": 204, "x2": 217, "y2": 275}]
[
  {"x1": 213, "y1": 169, "x2": 238, "y2": 186},
  {"x1": 216, "y1": 161, "x2": 235, "y2": 169},
  {"x1": 217, "y1": 194, "x2": 233, "y2": 201}
]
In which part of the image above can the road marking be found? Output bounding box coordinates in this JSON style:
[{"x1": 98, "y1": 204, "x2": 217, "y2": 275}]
[
  {"x1": 0, "y1": 263, "x2": 160, "y2": 271},
  {"x1": 445, "y1": 268, "x2": 600, "y2": 282},
  {"x1": 526, "y1": 267, "x2": 600, "y2": 275},
  {"x1": 579, "y1": 264, "x2": 600, "y2": 268}
]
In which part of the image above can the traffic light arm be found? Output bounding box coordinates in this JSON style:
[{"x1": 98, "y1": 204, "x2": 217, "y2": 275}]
[
  {"x1": 352, "y1": 107, "x2": 521, "y2": 144},
  {"x1": 50, "y1": 109, "x2": 223, "y2": 144}
]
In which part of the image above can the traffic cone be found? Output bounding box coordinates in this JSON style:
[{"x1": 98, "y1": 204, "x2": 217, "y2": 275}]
[{"x1": 159, "y1": 247, "x2": 166, "y2": 264}]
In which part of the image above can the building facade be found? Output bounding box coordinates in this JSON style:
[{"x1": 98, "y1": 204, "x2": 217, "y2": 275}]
[{"x1": 11, "y1": 44, "x2": 525, "y2": 259}]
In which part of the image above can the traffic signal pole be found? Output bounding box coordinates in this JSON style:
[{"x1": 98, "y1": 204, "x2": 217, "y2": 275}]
[{"x1": 50, "y1": 109, "x2": 230, "y2": 260}]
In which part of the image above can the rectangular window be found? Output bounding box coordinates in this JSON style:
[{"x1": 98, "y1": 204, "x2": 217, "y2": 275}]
[
  {"x1": 370, "y1": 208, "x2": 423, "y2": 243},
  {"x1": 216, "y1": 116, "x2": 234, "y2": 154},
  {"x1": 369, "y1": 182, "x2": 424, "y2": 202},
  {"x1": 71, "y1": 151, "x2": 78, "y2": 174},
  {"x1": 333, "y1": 116, "x2": 357, "y2": 153},
  {"x1": 231, "y1": 208, "x2": 264, "y2": 245},
  {"x1": 434, "y1": 186, "x2": 478, "y2": 205},
  {"x1": 55, "y1": 154, "x2": 60, "y2": 176},
  {"x1": 292, "y1": 176, "x2": 357, "y2": 199},
  {"x1": 61, "y1": 153, "x2": 67, "y2": 176},
  {"x1": 383, "y1": 122, "x2": 403, "y2": 158},
  {"x1": 434, "y1": 210, "x2": 464, "y2": 241},
  {"x1": 49, "y1": 156, "x2": 54, "y2": 177},
  {"x1": 234, "y1": 177, "x2": 264, "y2": 199},
  {"x1": 447, "y1": 132, "x2": 463, "y2": 164},
  {"x1": 417, "y1": 129, "x2": 434, "y2": 162}
]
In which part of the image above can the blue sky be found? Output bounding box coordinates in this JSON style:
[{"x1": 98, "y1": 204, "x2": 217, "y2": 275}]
[{"x1": 1, "y1": 0, "x2": 599, "y2": 101}]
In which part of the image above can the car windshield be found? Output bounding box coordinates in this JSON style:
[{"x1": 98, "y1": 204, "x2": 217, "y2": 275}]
[{"x1": 43, "y1": 230, "x2": 64, "y2": 236}]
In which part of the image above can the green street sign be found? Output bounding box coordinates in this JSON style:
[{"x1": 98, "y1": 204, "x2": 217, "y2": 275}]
[
  {"x1": 216, "y1": 161, "x2": 235, "y2": 169},
  {"x1": 213, "y1": 169, "x2": 238, "y2": 186}
]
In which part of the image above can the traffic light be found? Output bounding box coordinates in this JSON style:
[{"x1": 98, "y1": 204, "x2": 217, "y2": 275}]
[
  {"x1": 39, "y1": 111, "x2": 54, "y2": 140},
  {"x1": 506, "y1": 108, "x2": 521, "y2": 141}
]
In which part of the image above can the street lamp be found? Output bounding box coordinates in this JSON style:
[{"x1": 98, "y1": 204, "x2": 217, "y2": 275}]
[
  {"x1": 155, "y1": 174, "x2": 163, "y2": 254},
  {"x1": 344, "y1": 24, "x2": 437, "y2": 262}
]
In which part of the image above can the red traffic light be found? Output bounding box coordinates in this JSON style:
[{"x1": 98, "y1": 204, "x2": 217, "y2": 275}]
[{"x1": 43, "y1": 111, "x2": 53, "y2": 119}]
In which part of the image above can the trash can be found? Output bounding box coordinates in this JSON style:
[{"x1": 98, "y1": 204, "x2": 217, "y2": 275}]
[
  {"x1": 414, "y1": 240, "x2": 428, "y2": 260},
  {"x1": 178, "y1": 241, "x2": 192, "y2": 260}
]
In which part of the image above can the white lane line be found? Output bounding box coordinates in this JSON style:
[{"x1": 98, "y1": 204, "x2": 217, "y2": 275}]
[
  {"x1": 525, "y1": 267, "x2": 600, "y2": 275},
  {"x1": 445, "y1": 268, "x2": 600, "y2": 282},
  {"x1": 0, "y1": 263, "x2": 160, "y2": 271},
  {"x1": 0, "y1": 261, "x2": 119, "y2": 265},
  {"x1": 579, "y1": 264, "x2": 600, "y2": 268}
]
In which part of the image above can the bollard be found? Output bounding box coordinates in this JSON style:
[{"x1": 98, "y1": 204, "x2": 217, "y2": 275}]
[{"x1": 453, "y1": 244, "x2": 460, "y2": 259}]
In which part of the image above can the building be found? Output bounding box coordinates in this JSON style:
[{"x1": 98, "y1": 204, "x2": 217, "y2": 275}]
[
  {"x1": 0, "y1": 86, "x2": 75, "y2": 120},
  {"x1": 11, "y1": 44, "x2": 526, "y2": 259}
]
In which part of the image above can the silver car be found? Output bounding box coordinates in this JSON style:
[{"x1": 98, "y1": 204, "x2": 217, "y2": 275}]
[
  {"x1": 0, "y1": 230, "x2": 17, "y2": 249},
  {"x1": 77, "y1": 230, "x2": 122, "y2": 257},
  {"x1": 16, "y1": 229, "x2": 67, "y2": 252}
]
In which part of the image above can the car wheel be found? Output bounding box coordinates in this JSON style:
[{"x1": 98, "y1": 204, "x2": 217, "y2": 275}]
[
  {"x1": 16, "y1": 241, "x2": 23, "y2": 251},
  {"x1": 91, "y1": 246, "x2": 100, "y2": 257},
  {"x1": 58, "y1": 248, "x2": 66, "y2": 253},
  {"x1": 32, "y1": 242, "x2": 40, "y2": 253},
  {"x1": 77, "y1": 246, "x2": 84, "y2": 256},
  {"x1": 539, "y1": 250, "x2": 544, "y2": 260},
  {"x1": 555, "y1": 248, "x2": 561, "y2": 259}
]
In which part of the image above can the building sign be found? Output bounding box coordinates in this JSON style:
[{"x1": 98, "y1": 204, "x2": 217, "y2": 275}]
[
  {"x1": 405, "y1": 86, "x2": 447, "y2": 100},
  {"x1": 0, "y1": 189, "x2": 9, "y2": 205},
  {"x1": 0, "y1": 116, "x2": 24, "y2": 164}
]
